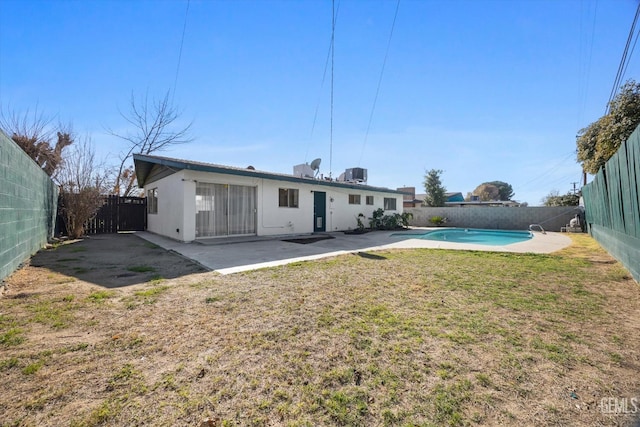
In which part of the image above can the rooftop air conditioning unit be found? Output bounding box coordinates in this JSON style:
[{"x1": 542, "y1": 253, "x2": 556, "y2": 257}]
[
  {"x1": 293, "y1": 163, "x2": 315, "y2": 178},
  {"x1": 345, "y1": 167, "x2": 367, "y2": 183}
]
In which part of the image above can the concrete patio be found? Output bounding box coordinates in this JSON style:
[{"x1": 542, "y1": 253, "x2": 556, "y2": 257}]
[{"x1": 136, "y1": 228, "x2": 572, "y2": 275}]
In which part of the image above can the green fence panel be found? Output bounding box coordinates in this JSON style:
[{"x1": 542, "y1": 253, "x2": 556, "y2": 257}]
[
  {"x1": 0, "y1": 130, "x2": 59, "y2": 282},
  {"x1": 583, "y1": 124, "x2": 640, "y2": 282},
  {"x1": 610, "y1": 149, "x2": 625, "y2": 233},
  {"x1": 623, "y1": 138, "x2": 639, "y2": 238},
  {"x1": 590, "y1": 225, "x2": 640, "y2": 282},
  {"x1": 626, "y1": 135, "x2": 640, "y2": 238}
]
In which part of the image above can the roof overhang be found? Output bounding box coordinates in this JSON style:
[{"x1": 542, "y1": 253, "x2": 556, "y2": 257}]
[{"x1": 133, "y1": 154, "x2": 406, "y2": 194}]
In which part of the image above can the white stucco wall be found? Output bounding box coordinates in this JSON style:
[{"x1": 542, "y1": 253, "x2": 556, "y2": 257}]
[
  {"x1": 145, "y1": 171, "x2": 188, "y2": 241},
  {"x1": 321, "y1": 187, "x2": 402, "y2": 232},
  {"x1": 145, "y1": 169, "x2": 403, "y2": 242}
]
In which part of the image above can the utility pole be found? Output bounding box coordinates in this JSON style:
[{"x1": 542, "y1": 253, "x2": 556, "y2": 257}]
[{"x1": 570, "y1": 182, "x2": 579, "y2": 194}]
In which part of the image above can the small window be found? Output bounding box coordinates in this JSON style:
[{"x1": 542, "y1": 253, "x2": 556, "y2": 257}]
[
  {"x1": 348, "y1": 194, "x2": 361, "y2": 205},
  {"x1": 366, "y1": 195, "x2": 374, "y2": 205},
  {"x1": 147, "y1": 188, "x2": 158, "y2": 214},
  {"x1": 384, "y1": 197, "x2": 397, "y2": 210},
  {"x1": 279, "y1": 188, "x2": 299, "y2": 208}
]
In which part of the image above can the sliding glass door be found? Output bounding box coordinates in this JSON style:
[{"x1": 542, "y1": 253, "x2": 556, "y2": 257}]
[{"x1": 196, "y1": 183, "x2": 256, "y2": 237}]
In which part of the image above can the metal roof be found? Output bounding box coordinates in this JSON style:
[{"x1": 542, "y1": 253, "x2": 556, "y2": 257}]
[{"x1": 133, "y1": 154, "x2": 406, "y2": 194}]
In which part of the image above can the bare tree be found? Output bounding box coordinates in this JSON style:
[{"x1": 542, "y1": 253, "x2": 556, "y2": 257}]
[
  {"x1": 57, "y1": 135, "x2": 109, "y2": 239},
  {"x1": 108, "y1": 90, "x2": 193, "y2": 195},
  {"x1": 0, "y1": 106, "x2": 73, "y2": 177}
]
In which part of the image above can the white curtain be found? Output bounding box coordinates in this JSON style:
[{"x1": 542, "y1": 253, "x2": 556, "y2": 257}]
[
  {"x1": 196, "y1": 183, "x2": 256, "y2": 237},
  {"x1": 229, "y1": 185, "x2": 256, "y2": 235}
]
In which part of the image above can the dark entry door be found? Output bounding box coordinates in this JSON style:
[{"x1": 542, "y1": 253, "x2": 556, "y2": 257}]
[{"x1": 313, "y1": 191, "x2": 326, "y2": 232}]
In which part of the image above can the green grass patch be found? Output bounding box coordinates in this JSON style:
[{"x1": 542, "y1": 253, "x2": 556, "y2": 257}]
[
  {"x1": 128, "y1": 265, "x2": 156, "y2": 273},
  {"x1": 321, "y1": 389, "x2": 369, "y2": 425},
  {"x1": 80, "y1": 398, "x2": 121, "y2": 426},
  {"x1": 432, "y1": 379, "x2": 473, "y2": 425},
  {"x1": 29, "y1": 299, "x2": 77, "y2": 329},
  {"x1": 0, "y1": 357, "x2": 19, "y2": 370},
  {"x1": 134, "y1": 285, "x2": 169, "y2": 304},
  {"x1": 22, "y1": 360, "x2": 44, "y2": 375},
  {"x1": 0, "y1": 328, "x2": 25, "y2": 346},
  {"x1": 87, "y1": 290, "x2": 115, "y2": 303}
]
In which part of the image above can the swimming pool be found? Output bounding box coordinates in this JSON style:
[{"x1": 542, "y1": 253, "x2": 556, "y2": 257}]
[{"x1": 391, "y1": 228, "x2": 533, "y2": 246}]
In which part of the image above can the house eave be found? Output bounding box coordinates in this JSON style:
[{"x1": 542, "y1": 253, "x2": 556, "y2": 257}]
[{"x1": 133, "y1": 154, "x2": 405, "y2": 195}]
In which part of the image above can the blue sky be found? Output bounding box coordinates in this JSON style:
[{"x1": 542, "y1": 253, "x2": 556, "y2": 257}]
[{"x1": 1, "y1": 0, "x2": 638, "y2": 205}]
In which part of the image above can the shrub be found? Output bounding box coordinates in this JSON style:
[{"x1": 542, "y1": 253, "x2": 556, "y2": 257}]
[
  {"x1": 368, "y1": 210, "x2": 412, "y2": 230},
  {"x1": 429, "y1": 216, "x2": 447, "y2": 226}
]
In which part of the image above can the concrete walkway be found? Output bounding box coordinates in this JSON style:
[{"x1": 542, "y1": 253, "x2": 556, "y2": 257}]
[{"x1": 136, "y1": 228, "x2": 572, "y2": 275}]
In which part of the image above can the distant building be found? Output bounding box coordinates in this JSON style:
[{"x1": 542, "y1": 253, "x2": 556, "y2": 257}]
[
  {"x1": 397, "y1": 188, "x2": 465, "y2": 207},
  {"x1": 444, "y1": 200, "x2": 522, "y2": 207},
  {"x1": 445, "y1": 192, "x2": 464, "y2": 202},
  {"x1": 397, "y1": 187, "x2": 423, "y2": 207}
]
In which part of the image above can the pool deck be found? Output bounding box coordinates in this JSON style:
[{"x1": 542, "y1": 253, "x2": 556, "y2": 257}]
[{"x1": 136, "y1": 227, "x2": 572, "y2": 275}]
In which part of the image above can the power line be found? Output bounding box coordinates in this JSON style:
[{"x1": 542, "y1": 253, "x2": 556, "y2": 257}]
[
  {"x1": 620, "y1": 24, "x2": 640, "y2": 88},
  {"x1": 172, "y1": 0, "x2": 190, "y2": 103},
  {"x1": 576, "y1": 0, "x2": 598, "y2": 129},
  {"x1": 358, "y1": 0, "x2": 401, "y2": 166},
  {"x1": 605, "y1": 2, "x2": 640, "y2": 114},
  {"x1": 305, "y1": 1, "x2": 341, "y2": 163},
  {"x1": 518, "y1": 151, "x2": 576, "y2": 190}
]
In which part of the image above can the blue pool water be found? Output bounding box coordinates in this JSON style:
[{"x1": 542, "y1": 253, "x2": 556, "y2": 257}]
[{"x1": 391, "y1": 228, "x2": 533, "y2": 246}]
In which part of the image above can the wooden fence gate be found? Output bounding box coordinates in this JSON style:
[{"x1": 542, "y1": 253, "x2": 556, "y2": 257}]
[
  {"x1": 85, "y1": 196, "x2": 147, "y2": 234},
  {"x1": 56, "y1": 195, "x2": 147, "y2": 236}
]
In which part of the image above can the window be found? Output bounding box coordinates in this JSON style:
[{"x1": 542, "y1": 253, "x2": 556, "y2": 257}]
[
  {"x1": 279, "y1": 188, "x2": 299, "y2": 208},
  {"x1": 366, "y1": 195, "x2": 374, "y2": 205},
  {"x1": 348, "y1": 194, "x2": 361, "y2": 205},
  {"x1": 383, "y1": 197, "x2": 396, "y2": 210},
  {"x1": 147, "y1": 188, "x2": 158, "y2": 214}
]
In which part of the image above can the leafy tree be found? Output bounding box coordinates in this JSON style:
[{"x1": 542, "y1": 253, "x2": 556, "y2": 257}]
[
  {"x1": 108, "y1": 90, "x2": 193, "y2": 196},
  {"x1": 577, "y1": 79, "x2": 640, "y2": 174},
  {"x1": 470, "y1": 181, "x2": 514, "y2": 201},
  {"x1": 485, "y1": 180, "x2": 514, "y2": 200},
  {"x1": 423, "y1": 169, "x2": 446, "y2": 207},
  {"x1": 0, "y1": 107, "x2": 72, "y2": 177},
  {"x1": 541, "y1": 190, "x2": 580, "y2": 207},
  {"x1": 472, "y1": 183, "x2": 499, "y2": 201}
]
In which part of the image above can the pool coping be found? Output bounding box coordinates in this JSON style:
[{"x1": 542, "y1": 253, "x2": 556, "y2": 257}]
[{"x1": 383, "y1": 227, "x2": 571, "y2": 254}]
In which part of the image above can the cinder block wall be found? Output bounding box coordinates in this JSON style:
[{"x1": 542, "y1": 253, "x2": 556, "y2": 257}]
[
  {"x1": 0, "y1": 131, "x2": 59, "y2": 282},
  {"x1": 406, "y1": 206, "x2": 583, "y2": 232}
]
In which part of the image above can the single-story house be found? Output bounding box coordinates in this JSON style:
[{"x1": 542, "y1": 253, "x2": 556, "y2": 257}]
[{"x1": 133, "y1": 154, "x2": 405, "y2": 242}]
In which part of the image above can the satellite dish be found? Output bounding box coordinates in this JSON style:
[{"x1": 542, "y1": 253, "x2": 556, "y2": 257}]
[
  {"x1": 310, "y1": 158, "x2": 321, "y2": 177},
  {"x1": 310, "y1": 158, "x2": 321, "y2": 170}
]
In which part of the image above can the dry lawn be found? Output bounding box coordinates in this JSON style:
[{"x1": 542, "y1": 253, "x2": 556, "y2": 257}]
[{"x1": 1, "y1": 234, "x2": 639, "y2": 426}]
